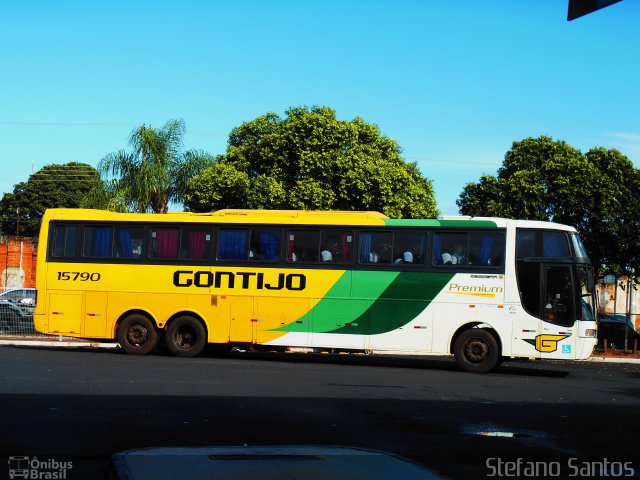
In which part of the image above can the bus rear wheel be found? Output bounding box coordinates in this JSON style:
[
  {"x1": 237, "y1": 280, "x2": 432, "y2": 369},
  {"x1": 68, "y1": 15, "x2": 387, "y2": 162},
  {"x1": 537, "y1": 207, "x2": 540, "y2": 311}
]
[
  {"x1": 165, "y1": 316, "x2": 207, "y2": 358},
  {"x1": 117, "y1": 314, "x2": 158, "y2": 355},
  {"x1": 453, "y1": 329, "x2": 500, "y2": 373}
]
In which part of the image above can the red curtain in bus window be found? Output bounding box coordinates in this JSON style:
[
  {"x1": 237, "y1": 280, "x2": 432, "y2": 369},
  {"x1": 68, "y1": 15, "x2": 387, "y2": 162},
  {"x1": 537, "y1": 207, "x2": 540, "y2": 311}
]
[
  {"x1": 340, "y1": 235, "x2": 351, "y2": 262},
  {"x1": 288, "y1": 235, "x2": 295, "y2": 261},
  {"x1": 157, "y1": 229, "x2": 180, "y2": 258},
  {"x1": 187, "y1": 230, "x2": 207, "y2": 259}
]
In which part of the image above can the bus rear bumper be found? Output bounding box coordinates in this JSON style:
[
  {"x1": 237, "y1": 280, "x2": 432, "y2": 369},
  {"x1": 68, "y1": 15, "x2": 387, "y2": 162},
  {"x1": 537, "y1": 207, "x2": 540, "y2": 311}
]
[{"x1": 33, "y1": 313, "x2": 46, "y2": 334}]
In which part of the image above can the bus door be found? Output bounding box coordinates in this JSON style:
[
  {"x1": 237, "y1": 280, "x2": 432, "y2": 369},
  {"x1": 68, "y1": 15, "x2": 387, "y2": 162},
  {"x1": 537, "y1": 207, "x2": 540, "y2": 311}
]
[{"x1": 539, "y1": 264, "x2": 577, "y2": 360}]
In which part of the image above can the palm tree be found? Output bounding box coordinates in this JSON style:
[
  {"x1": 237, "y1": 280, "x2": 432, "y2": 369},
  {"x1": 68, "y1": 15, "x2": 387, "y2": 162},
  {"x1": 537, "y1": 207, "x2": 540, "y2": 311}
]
[{"x1": 94, "y1": 119, "x2": 214, "y2": 213}]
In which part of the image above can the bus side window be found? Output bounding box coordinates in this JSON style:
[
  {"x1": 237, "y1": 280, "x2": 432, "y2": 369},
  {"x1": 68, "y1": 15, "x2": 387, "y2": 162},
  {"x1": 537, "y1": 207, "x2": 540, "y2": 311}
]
[
  {"x1": 150, "y1": 227, "x2": 180, "y2": 259},
  {"x1": 516, "y1": 230, "x2": 536, "y2": 258},
  {"x1": 115, "y1": 226, "x2": 144, "y2": 258},
  {"x1": 433, "y1": 233, "x2": 467, "y2": 266},
  {"x1": 180, "y1": 228, "x2": 212, "y2": 260},
  {"x1": 542, "y1": 232, "x2": 570, "y2": 257},
  {"x1": 468, "y1": 232, "x2": 504, "y2": 267},
  {"x1": 320, "y1": 230, "x2": 353, "y2": 264},
  {"x1": 52, "y1": 224, "x2": 78, "y2": 258},
  {"x1": 249, "y1": 230, "x2": 281, "y2": 262},
  {"x1": 287, "y1": 230, "x2": 320, "y2": 263},
  {"x1": 359, "y1": 232, "x2": 392, "y2": 264},
  {"x1": 83, "y1": 226, "x2": 113, "y2": 258},
  {"x1": 218, "y1": 229, "x2": 249, "y2": 261},
  {"x1": 516, "y1": 229, "x2": 570, "y2": 258},
  {"x1": 392, "y1": 231, "x2": 425, "y2": 265}
]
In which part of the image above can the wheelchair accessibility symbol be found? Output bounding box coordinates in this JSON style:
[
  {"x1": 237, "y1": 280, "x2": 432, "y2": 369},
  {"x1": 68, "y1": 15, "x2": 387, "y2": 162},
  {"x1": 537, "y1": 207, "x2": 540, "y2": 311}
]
[{"x1": 562, "y1": 344, "x2": 572, "y2": 354}]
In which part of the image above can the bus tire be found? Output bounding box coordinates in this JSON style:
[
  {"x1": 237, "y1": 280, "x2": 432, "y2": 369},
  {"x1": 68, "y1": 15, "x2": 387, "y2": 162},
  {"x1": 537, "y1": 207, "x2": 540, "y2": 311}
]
[
  {"x1": 165, "y1": 316, "x2": 207, "y2": 358},
  {"x1": 453, "y1": 329, "x2": 500, "y2": 373},
  {"x1": 117, "y1": 314, "x2": 158, "y2": 355}
]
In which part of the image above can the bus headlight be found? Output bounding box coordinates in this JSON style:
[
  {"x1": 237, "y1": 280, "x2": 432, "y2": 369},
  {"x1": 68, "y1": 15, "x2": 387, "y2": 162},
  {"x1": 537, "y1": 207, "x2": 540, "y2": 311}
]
[{"x1": 584, "y1": 329, "x2": 597, "y2": 337}]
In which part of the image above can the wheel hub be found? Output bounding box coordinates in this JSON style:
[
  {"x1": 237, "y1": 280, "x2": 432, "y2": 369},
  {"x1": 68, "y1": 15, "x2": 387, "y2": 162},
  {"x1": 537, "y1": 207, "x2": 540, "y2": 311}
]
[
  {"x1": 176, "y1": 326, "x2": 196, "y2": 348},
  {"x1": 127, "y1": 323, "x2": 149, "y2": 345},
  {"x1": 465, "y1": 338, "x2": 490, "y2": 363}
]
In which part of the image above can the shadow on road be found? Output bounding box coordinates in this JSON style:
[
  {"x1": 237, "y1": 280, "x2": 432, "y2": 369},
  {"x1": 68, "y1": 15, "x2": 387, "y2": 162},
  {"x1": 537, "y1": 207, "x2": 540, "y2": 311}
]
[
  {"x1": 1, "y1": 392, "x2": 637, "y2": 480},
  {"x1": 7, "y1": 343, "x2": 573, "y2": 378},
  {"x1": 202, "y1": 349, "x2": 572, "y2": 378}
]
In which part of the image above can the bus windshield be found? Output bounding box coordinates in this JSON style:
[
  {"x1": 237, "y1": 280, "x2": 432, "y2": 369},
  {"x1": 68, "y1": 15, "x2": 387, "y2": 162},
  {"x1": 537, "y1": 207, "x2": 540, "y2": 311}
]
[{"x1": 571, "y1": 233, "x2": 589, "y2": 259}]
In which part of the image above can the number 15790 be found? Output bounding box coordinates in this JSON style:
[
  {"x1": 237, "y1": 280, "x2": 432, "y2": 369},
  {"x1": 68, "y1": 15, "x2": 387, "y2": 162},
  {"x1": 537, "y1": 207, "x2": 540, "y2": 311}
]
[{"x1": 57, "y1": 272, "x2": 101, "y2": 281}]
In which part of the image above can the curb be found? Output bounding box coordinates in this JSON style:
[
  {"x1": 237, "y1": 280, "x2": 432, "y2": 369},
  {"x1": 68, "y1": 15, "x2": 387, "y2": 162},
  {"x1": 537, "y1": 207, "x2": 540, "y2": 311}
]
[
  {"x1": 0, "y1": 339, "x2": 118, "y2": 349},
  {"x1": 586, "y1": 356, "x2": 640, "y2": 364}
]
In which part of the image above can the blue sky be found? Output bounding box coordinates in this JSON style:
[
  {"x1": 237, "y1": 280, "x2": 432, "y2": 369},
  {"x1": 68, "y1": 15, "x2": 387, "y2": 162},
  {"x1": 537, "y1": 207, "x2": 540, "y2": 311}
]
[{"x1": 1, "y1": 0, "x2": 638, "y2": 215}]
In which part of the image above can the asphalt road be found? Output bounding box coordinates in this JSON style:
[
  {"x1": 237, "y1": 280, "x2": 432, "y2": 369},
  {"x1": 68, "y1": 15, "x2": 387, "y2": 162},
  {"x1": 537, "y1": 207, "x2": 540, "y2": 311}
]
[{"x1": 0, "y1": 346, "x2": 638, "y2": 479}]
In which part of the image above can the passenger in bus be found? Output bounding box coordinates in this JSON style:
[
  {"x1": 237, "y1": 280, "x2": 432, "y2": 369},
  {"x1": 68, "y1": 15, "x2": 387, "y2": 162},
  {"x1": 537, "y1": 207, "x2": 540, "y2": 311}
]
[
  {"x1": 453, "y1": 244, "x2": 466, "y2": 264},
  {"x1": 442, "y1": 244, "x2": 466, "y2": 265},
  {"x1": 394, "y1": 251, "x2": 414, "y2": 264},
  {"x1": 321, "y1": 250, "x2": 333, "y2": 262}
]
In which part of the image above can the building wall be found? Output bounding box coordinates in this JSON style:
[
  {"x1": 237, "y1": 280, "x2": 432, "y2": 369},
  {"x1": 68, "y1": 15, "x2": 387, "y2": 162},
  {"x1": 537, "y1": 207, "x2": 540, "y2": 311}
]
[{"x1": 0, "y1": 236, "x2": 38, "y2": 291}]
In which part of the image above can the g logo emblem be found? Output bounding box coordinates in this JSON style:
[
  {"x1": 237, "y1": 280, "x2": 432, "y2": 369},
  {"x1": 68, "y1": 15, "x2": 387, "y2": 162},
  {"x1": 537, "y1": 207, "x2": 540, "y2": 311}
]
[{"x1": 535, "y1": 334, "x2": 570, "y2": 353}]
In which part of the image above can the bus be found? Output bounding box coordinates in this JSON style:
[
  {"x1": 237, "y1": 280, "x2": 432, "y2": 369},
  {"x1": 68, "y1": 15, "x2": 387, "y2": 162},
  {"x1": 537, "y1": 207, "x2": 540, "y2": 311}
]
[{"x1": 34, "y1": 208, "x2": 598, "y2": 373}]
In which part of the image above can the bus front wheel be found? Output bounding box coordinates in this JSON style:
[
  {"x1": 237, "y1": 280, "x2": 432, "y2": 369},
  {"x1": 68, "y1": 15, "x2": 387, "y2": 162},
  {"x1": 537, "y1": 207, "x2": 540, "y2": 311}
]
[
  {"x1": 453, "y1": 329, "x2": 500, "y2": 373},
  {"x1": 165, "y1": 316, "x2": 207, "y2": 358},
  {"x1": 117, "y1": 314, "x2": 158, "y2": 355}
]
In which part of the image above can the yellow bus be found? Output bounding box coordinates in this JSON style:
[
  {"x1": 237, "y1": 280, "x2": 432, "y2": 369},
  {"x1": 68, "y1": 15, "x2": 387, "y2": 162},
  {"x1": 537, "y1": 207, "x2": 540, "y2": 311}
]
[{"x1": 34, "y1": 208, "x2": 598, "y2": 373}]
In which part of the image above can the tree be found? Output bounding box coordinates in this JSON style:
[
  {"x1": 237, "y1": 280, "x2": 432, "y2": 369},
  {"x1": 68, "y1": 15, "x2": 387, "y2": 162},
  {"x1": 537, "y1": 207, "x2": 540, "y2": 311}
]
[
  {"x1": 88, "y1": 119, "x2": 215, "y2": 213},
  {"x1": 0, "y1": 163, "x2": 101, "y2": 237},
  {"x1": 457, "y1": 136, "x2": 640, "y2": 274},
  {"x1": 184, "y1": 106, "x2": 438, "y2": 218}
]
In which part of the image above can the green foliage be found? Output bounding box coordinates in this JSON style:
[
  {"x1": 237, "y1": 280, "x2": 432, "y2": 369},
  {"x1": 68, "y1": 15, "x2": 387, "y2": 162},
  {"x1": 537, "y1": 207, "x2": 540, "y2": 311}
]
[
  {"x1": 0, "y1": 163, "x2": 101, "y2": 236},
  {"x1": 457, "y1": 136, "x2": 640, "y2": 274},
  {"x1": 184, "y1": 163, "x2": 250, "y2": 211},
  {"x1": 246, "y1": 175, "x2": 287, "y2": 209},
  {"x1": 88, "y1": 120, "x2": 215, "y2": 213},
  {"x1": 184, "y1": 106, "x2": 438, "y2": 218}
]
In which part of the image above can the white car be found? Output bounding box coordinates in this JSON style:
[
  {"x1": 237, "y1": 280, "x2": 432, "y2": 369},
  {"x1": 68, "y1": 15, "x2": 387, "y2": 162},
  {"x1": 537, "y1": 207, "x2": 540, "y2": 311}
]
[{"x1": 0, "y1": 288, "x2": 35, "y2": 307}]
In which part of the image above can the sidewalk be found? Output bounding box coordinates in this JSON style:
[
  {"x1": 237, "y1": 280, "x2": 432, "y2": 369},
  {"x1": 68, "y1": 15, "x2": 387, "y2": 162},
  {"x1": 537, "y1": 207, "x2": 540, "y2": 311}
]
[{"x1": 588, "y1": 348, "x2": 640, "y2": 364}]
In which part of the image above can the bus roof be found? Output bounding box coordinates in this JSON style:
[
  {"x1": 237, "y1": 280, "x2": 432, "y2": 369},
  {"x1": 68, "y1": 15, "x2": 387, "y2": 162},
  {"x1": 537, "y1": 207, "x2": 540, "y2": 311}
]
[{"x1": 41, "y1": 208, "x2": 576, "y2": 231}]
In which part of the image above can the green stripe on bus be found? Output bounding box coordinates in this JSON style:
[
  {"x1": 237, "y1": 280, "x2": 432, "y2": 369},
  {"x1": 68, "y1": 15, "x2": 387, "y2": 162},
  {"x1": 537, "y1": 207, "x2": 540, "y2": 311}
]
[
  {"x1": 274, "y1": 271, "x2": 455, "y2": 335},
  {"x1": 383, "y1": 219, "x2": 498, "y2": 228},
  {"x1": 328, "y1": 271, "x2": 455, "y2": 335},
  {"x1": 272, "y1": 271, "x2": 398, "y2": 333},
  {"x1": 383, "y1": 219, "x2": 442, "y2": 227}
]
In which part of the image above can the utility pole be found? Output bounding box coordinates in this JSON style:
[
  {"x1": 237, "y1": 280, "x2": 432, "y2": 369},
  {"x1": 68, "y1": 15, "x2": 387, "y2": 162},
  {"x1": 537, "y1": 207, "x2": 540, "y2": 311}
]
[
  {"x1": 16, "y1": 207, "x2": 20, "y2": 237},
  {"x1": 625, "y1": 271, "x2": 635, "y2": 351}
]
